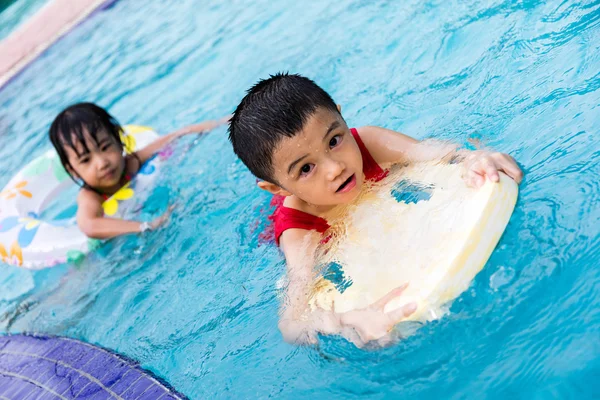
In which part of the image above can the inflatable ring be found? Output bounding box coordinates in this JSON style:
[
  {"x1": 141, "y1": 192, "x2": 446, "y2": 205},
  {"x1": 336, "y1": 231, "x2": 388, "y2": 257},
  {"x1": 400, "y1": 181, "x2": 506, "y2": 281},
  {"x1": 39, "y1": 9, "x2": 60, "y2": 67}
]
[{"x1": 0, "y1": 125, "x2": 162, "y2": 269}]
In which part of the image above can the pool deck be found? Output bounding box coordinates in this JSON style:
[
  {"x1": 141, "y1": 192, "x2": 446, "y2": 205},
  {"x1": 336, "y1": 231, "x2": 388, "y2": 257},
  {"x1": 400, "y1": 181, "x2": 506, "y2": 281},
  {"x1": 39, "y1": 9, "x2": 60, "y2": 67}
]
[{"x1": 0, "y1": 0, "x2": 113, "y2": 90}]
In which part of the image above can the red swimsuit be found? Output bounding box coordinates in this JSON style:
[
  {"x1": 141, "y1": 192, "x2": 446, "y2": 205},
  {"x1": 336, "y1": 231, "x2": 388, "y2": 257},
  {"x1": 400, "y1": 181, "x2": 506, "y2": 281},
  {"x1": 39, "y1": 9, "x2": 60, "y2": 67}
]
[{"x1": 270, "y1": 128, "x2": 388, "y2": 245}]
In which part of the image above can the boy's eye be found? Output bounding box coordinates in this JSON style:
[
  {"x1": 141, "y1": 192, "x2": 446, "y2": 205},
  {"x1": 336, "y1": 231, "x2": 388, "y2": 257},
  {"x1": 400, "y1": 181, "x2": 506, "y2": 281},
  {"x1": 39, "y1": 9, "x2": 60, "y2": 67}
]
[
  {"x1": 300, "y1": 164, "x2": 314, "y2": 176},
  {"x1": 329, "y1": 134, "x2": 343, "y2": 148},
  {"x1": 79, "y1": 158, "x2": 90, "y2": 164}
]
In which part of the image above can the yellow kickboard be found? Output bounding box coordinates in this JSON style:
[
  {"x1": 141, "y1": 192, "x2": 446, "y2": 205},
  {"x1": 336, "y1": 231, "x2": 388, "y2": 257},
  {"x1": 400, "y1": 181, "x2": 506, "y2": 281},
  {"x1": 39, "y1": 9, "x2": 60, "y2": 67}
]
[{"x1": 310, "y1": 163, "x2": 518, "y2": 322}]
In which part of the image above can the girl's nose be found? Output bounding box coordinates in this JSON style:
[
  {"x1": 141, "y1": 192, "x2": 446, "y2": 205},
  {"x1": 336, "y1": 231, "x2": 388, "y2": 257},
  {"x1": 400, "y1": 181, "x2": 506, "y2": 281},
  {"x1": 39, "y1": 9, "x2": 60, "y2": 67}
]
[{"x1": 96, "y1": 155, "x2": 110, "y2": 170}]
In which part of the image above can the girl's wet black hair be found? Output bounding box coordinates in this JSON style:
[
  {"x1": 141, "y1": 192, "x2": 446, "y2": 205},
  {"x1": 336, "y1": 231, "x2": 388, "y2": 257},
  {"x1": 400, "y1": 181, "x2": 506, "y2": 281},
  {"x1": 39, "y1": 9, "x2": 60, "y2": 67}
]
[
  {"x1": 49, "y1": 102, "x2": 124, "y2": 181},
  {"x1": 228, "y1": 72, "x2": 340, "y2": 184}
]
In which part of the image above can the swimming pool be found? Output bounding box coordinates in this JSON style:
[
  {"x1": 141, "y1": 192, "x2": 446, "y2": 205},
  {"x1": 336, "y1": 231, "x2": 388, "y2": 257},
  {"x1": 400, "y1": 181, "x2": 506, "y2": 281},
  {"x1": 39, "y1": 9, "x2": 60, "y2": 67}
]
[
  {"x1": 0, "y1": 0, "x2": 48, "y2": 40},
  {"x1": 1, "y1": 0, "x2": 599, "y2": 398}
]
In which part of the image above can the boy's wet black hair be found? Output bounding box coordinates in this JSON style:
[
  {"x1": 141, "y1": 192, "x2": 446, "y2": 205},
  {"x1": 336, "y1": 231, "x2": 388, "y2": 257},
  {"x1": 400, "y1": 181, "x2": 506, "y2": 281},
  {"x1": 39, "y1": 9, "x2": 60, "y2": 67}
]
[
  {"x1": 49, "y1": 102, "x2": 124, "y2": 180},
  {"x1": 228, "y1": 73, "x2": 340, "y2": 184}
]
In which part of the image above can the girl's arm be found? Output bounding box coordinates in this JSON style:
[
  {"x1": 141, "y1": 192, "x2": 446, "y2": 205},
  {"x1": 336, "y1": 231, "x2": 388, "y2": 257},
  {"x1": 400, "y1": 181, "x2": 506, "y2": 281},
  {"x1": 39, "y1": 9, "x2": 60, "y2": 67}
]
[
  {"x1": 356, "y1": 126, "x2": 523, "y2": 187},
  {"x1": 135, "y1": 116, "x2": 230, "y2": 164},
  {"x1": 279, "y1": 228, "x2": 416, "y2": 347},
  {"x1": 76, "y1": 190, "x2": 170, "y2": 239}
]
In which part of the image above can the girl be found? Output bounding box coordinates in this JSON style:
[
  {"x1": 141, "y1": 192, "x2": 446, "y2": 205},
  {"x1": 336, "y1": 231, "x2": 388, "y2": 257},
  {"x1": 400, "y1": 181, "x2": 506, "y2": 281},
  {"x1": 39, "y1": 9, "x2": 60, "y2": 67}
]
[{"x1": 49, "y1": 102, "x2": 226, "y2": 239}]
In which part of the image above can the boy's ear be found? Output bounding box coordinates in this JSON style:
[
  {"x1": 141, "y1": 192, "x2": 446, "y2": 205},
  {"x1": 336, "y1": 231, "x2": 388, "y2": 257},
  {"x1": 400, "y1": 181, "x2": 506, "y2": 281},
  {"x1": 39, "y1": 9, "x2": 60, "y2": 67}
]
[
  {"x1": 337, "y1": 104, "x2": 342, "y2": 113},
  {"x1": 257, "y1": 180, "x2": 292, "y2": 197}
]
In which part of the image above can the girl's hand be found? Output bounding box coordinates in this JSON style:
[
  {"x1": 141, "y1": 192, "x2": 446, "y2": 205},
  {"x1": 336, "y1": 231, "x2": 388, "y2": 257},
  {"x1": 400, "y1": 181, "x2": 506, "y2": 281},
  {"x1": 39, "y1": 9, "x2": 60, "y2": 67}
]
[
  {"x1": 150, "y1": 204, "x2": 176, "y2": 230},
  {"x1": 339, "y1": 284, "x2": 417, "y2": 347},
  {"x1": 175, "y1": 115, "x2": 232, "y2": 137},
  {"x1": 462, "y1": 151, "x2": 523, "y2": 188},
  {"x1": 137, "y1": 116, "x2": 231, "y2": 164}
]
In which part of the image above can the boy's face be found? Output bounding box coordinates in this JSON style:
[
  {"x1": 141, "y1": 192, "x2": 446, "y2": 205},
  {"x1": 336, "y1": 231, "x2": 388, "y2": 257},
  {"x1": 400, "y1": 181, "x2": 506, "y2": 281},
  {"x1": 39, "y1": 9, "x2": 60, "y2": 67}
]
[
  {"x1": 263, "y1": 107, "x2": 364, "y2": 207},
  {"x1": 64, "y1": 129, "x2": 125, "y2": 189}
]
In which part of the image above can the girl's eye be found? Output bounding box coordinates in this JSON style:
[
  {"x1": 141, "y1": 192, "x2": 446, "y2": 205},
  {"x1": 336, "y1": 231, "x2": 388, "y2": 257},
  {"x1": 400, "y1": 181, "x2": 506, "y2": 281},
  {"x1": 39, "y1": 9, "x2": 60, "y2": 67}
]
[
  {"x1": 101, "y1": 143, "x2": 112, "y2": 151},
  {"x1": 300, "y1": 164, "x2": 314, "y2": 176},
  {"x1": 329, "y1": 134, "x2": 343, "y2": 148}
]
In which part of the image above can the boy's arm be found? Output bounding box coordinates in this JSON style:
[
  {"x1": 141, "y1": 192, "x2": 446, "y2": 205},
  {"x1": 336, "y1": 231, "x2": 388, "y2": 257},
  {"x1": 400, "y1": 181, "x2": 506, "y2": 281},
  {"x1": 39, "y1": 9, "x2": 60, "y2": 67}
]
[
  {"x1": 278, "y1": 229, "x2": 340, "y2": 344},
  {"x1": 135, "y1": 116, "x2": 230, "y2": 164},
  {"x1": 279, "y1": 228, "x2": 416, "y2": 346},
  {"x1": 356, "y1": 126, "x2": 523, "y2": 186},
  {"x1": 76, "y1": 190, "x2": 171, "y2": 239}
]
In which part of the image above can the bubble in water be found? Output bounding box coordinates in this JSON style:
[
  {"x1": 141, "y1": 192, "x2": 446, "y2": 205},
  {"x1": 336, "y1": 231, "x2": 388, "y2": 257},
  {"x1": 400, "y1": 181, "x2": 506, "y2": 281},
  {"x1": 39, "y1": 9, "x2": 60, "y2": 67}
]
[{"x1": 489, "y1": 266, "x2": 515, "y2": 291}]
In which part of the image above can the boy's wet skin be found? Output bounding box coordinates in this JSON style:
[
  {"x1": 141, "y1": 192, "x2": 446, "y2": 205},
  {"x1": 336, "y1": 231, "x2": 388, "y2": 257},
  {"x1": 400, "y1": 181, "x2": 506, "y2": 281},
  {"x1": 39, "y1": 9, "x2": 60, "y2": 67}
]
[{"x1": 259, "y1": 107, "x2": 365, "y2": 214}]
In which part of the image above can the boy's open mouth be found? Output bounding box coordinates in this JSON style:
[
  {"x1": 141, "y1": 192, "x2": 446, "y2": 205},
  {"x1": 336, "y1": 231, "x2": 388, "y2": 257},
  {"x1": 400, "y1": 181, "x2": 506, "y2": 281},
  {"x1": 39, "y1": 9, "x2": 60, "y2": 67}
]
[{"x1": 336, "y1": 174, "x2": 356, "y2": 193}]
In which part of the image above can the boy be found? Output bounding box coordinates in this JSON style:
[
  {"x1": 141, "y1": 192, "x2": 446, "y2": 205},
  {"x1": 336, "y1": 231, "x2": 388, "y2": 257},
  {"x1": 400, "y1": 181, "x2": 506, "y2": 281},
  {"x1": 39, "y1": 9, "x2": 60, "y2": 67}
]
[{"x1": 228, "y1": 73, "x2": 523, "y2": 347}]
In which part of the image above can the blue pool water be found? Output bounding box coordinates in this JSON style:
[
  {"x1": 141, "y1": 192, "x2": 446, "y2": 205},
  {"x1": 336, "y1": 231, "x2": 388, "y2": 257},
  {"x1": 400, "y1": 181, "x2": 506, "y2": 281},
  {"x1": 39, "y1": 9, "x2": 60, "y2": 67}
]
[
  {"x1": 1, "y1": 0, "x2": 599, "y2": 398},
  {"x1": 0, "y1": 0, "x2": 48, "y2": 40}
]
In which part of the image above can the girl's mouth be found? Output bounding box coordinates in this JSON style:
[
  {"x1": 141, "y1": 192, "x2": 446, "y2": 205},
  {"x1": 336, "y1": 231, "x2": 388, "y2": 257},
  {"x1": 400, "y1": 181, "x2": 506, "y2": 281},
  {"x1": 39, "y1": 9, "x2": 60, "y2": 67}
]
[{"x1": 102, "y1": 168, "x2": 117, "y2": 180}]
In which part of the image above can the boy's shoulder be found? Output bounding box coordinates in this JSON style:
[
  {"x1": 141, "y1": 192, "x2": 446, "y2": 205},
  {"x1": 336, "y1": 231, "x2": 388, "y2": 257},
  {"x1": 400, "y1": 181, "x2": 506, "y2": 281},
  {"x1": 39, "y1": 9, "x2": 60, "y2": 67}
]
[
  {"x1": 353, "y1": 126, "x2": 382, "y2": 149},
  {"x1": 352, "y1": 125, "x2": 418, "y2": 167}
]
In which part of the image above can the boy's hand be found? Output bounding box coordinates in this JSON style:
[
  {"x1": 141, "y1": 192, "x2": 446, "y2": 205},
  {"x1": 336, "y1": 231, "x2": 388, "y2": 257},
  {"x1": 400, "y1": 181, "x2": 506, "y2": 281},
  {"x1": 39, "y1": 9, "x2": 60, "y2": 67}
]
[
  {"x1": 339, "y1": 284, "x2": 417, "y2": 347},
  {"x1": 462, "y1": 151, "x2": 523, "y2": 188}
]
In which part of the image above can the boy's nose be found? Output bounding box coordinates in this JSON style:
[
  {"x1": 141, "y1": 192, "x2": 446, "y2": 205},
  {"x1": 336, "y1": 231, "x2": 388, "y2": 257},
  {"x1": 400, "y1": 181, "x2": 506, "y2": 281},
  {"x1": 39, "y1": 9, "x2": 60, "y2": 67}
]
[{"x1": 325, "y1": 159, "x2": 344, "y2": 181}]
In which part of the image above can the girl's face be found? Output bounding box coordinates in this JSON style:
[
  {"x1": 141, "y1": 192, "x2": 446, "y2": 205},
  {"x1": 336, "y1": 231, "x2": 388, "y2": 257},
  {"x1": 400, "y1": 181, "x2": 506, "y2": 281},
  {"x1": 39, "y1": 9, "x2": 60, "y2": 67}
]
[{"x1": 63, "y1": 128, "x2": 125, "y2": 191}]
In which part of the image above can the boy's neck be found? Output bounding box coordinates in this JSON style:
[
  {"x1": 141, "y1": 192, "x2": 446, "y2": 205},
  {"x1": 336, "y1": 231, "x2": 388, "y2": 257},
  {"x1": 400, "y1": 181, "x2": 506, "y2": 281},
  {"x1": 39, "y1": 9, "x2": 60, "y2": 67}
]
[{"x1": 285, "y1": 195, "x2": 339, "y2": 218}]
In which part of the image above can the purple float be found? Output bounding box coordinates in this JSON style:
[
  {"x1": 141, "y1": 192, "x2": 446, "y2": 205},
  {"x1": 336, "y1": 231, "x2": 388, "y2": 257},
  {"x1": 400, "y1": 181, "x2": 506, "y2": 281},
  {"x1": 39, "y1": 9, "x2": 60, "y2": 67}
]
[{"x1": 0, "y1": 334, "x2": 186, "y2": 399}]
